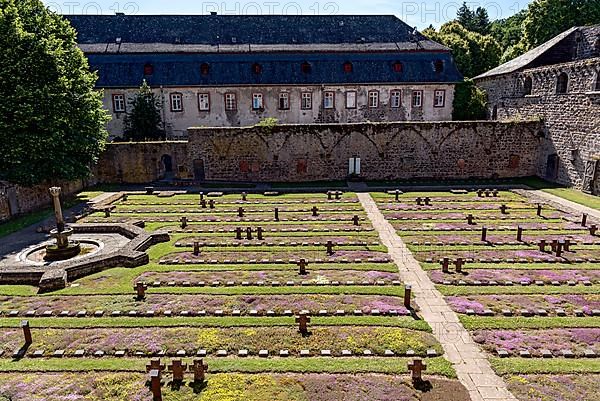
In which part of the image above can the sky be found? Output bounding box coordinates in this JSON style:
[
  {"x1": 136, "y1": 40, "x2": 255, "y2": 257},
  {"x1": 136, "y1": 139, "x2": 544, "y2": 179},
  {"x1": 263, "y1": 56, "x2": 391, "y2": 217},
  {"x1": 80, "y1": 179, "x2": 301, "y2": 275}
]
[{"x1": 42, "y1": 0, "x2": 532, "y2": 29}]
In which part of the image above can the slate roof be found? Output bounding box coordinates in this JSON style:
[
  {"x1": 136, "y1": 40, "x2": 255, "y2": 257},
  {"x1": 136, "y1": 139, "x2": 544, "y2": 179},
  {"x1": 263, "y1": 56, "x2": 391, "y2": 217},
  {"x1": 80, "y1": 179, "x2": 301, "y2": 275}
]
[
  {"x1": 65, "y1": 14, "x2": 447, "y2": 51},
  {"x1": 66, "y1": 14, "x2": 463, "y2": 87}
]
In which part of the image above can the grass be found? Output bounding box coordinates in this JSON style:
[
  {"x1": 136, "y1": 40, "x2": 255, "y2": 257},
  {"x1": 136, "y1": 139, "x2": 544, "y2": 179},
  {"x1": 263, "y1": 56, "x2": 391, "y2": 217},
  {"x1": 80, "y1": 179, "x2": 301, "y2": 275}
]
[
  {"x1": 0, "y1": 285, "x2": 38, "y2": 296},
  {"x1": 460, "y1": 316, "x2": 600, "y2": 330},
  {"x1": 490, "y1": 357, "x2": 600, "y2": 374},
  {"x1": 0, "y1": 357, "x2": 456, "y2": 377},
  {"x1": 437, "y1": 284, "x2": 600, "y2": 296},
  {"x1": 0, "y1": 316, "x2": 431, "y2": 330},
  {"x1": 519, "y1": 176, "x2": 600, "y2": 211}
]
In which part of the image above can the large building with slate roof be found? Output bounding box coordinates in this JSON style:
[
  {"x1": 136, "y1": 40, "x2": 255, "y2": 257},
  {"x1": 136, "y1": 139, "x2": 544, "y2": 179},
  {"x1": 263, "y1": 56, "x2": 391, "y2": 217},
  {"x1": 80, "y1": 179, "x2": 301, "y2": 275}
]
[
  {"x1": 474, "y1": 25, "x2": 600, "y2": 193},
  {"x1": 66, "y1": 14, "x2": 463, "y2": 139}
]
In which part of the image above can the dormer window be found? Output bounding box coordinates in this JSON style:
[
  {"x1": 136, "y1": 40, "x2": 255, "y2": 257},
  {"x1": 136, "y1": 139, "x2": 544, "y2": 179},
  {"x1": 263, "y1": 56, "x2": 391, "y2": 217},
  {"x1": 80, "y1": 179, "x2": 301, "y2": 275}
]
[
  {"x1": 393, "y1": 62, "x2": 403, "y2": 73},
  {"x1": 252, "y1": 63, "x2": 263, "y2": 74},
  {"x1": 301, "y1": 62, "x2": 312, "y2": 74},
  {"x1": 343, "y1": 62, "x2": 353, "y2": 73},
  {"x1": 200, "y1": 63, "x2": 210, "y2": 76},
  {"x1": 434, "y1": 60, "x2": 444, "y2": 73},
  {"x1": 523, "y1": 76, "x2": 533, "y2": 96},
  {"x1": 143, "y1": 63, "x2": 154, "y2": 75}
]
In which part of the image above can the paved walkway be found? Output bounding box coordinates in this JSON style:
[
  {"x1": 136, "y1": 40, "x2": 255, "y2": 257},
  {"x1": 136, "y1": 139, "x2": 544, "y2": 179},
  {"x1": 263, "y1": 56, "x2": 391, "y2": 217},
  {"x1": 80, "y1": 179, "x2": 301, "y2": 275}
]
[{"x1": 358, "y1": 193, "x2": 517, "y2": 401}]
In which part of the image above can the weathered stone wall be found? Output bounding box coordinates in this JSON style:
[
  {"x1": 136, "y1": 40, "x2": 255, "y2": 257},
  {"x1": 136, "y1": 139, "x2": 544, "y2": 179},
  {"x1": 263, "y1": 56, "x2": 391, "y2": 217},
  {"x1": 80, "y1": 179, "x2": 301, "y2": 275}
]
[
  {"x1": 103, "y1": 84, "x2": 455, "y2": 140},
  {"x1": 186, "y1": 121, "x2": 542, "y2": 182},
  {"x1": 0, "y1": 179, "x2": 89, "y2": 222},
  {"x1": 94, "y1": 141, "x2": 190, "y2": 184},
  {"x1": 476, "y1": 57, "x2": 600, "y2": 193}
]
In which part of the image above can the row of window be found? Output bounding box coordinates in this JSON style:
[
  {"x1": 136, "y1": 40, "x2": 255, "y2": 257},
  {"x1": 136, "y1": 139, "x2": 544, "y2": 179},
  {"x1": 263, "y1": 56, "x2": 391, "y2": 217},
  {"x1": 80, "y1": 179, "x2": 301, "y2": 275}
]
[
  {"x1": 141, "y1": 60, "x2": 445, "y2": 76},
  {"x1": 522, "y1": 71, "x2": 600, "y2": 96},
  {"x1": 112, "y1": 90, "x2": 446, "y2": 113}
]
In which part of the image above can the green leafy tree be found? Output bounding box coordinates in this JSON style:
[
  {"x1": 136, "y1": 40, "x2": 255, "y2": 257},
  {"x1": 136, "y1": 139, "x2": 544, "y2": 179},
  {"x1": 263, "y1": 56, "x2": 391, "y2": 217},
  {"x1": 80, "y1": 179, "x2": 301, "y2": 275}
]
[
  {"x1": 0, "y1": 0, "x2": 109, "y2": 186},
  {"x1": 424, "y1": 22, "x2": 501, "y2": 77},
  {"x1": 490, "y1": 10, "x2": 528, "y2": 61},
  {"x1": 123, "y1": 80, "x2": 164, "y2": 141},
  {"x1": 473, "y1": 7, "x2": 491, "y2": 35},
  {"x1": 453, "y1": 79, "x2": 488, "y2": 121},
  {"x1": 457, "y1": 2, "x2": 476, "y2": 31}
]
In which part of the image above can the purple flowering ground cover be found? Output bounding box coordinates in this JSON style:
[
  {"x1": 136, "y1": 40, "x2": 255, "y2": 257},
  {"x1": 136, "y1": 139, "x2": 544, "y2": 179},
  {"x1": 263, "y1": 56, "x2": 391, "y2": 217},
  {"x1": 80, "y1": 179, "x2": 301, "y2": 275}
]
[
  {"x1": 430, "y1": 269, "x2": 600, "y2": 283},
  {"x1": 137, "y1": 269, "x2": 400, "y2": 284},
  {"x1": 413, "y1": 247, "x2": 600, "y2": 262},
  {"x1": 163, "y1": 250, "x2": 390, "y2": 262},
  {"x1": 446, "y1": 294, "x2": 600, "y2": 314},
  {"x1": 401, "y1": 232, "x2": 598, "y2": 244},
  {"x1": 473, "y1": 328, "x2": 600, "y2": 355},
  {"x1": 0, "y1": 294, "x2": 408, "y2": 314},
  {"x1": 507, "y1": 374, "x2": 600, "y2": 401},
  {"x1": 0, "y1": 373, "x2": 470, "y2": 401},
  {"x1": 0, "y1": 326, "x2": 441, "y2": 355}
]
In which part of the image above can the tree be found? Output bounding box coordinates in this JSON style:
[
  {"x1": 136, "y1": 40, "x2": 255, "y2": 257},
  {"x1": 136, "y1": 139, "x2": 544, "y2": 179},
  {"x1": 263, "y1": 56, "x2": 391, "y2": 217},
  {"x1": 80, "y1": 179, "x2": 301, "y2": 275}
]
[
  {"x1": 457, "y1": 2, "x2": 476, "y2": 31},
  {"x1": 453, "y1": 79, "x2": 488, "y2": 121},
  {"x1": 0, "y1": 0, "x2": 109, "y2": 186},
  {"x1": 423, "y1": 22, "x2": 501, "y2": 77},
  {"x1": 123, "y1": 81, "x2": 164, "y2": 141},
  {"x1": 473, "y1": 7, "x2": 491, "y2": 35},
  {"x1": 490, "y1": 10, "x2": 528, "y2": 61}
]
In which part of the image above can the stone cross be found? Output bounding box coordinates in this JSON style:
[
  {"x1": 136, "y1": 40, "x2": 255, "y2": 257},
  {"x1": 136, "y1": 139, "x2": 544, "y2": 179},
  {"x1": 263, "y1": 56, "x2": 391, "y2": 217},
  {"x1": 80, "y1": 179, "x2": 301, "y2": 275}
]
[
  {"x1": 335, "y1": 191, "x2": 341, "y2": 200},
  {"x1": 21, "y1": 320, "x2": 32, "y2": 344},
  {"x1": 146, "y1": 359, "x2": 165, "y2": 373},
  {"x1": 180, "y1": 217, "x2": 188, "y2": 229},
  {"x1": 257, "y1": 227, "x2": 264, "y2": 240},
  {"x1": 555, "y1": 241, "x2": 563, "y2": 257},
  {"x1": 404, "y1": 284, "x2": 412, "y2": 309},
  {"x1": 274, "y1": 208, "x2": 280, "y2": 221},
  {"x1": 440, "y1": 257, "x2": 450, "y2": 273},
  {"x1": 516, "y1": 226, "x2": 524, "y2": 242},
  {"x1": 590, "y1": 225, "x2": 598, "y2": 236},
  {"x1": 477, "y1": 189, "x2": 484, "y2": 197},
  {"x1": 190, "y1": 359, "x2": 209, "y2": 382},
  {"x1": 134, "y1": 282, "x2": 147, "y2": 300},
  {"x1": 352, "y1": 215, "x2": 360, "y2": 226},
  {"x1": 296, "y1": 313, "x2": 311, "y2": 335},
  {"x1": 563, "y1": 239, "x2": 571, "y2": 252},
  {"x1": 209, "y1": 199, "x2": 215, "y2": 209},
  {"x1": 104, "y1": 208, "x2": 111, "y2": 218},
  {"x1": 168, "y1": 359, "x2": 187, "y2": 381},
  {"x1": 122, "y1": 194, "x2": 128, "y2": 202},
  {"x1": 484, "y1": 189, "x2": 491, "y2": 197},
  {"x1": 454, "y1": 258, "x2": 464, "y2": 273},
  {"x1": 424, "y1": 197, "x2": 431, "y2": 206},
  {"x1": 149, "y1": 369, "x2": 162, "y2": 401},
  {"x1": 481, "y1": 226, "x2": 487, "y2": 242},
  {"x1": 235, "y1": 227, "x2": 243, "y2": 240},
  {"x1": 49, "y1": 187, "x2": 65, "y2": 232},
  {"x1": 326, "y1": 241, "x2": 334, "y2": 256},
  {"x1": 538, "y1": 240, "x2": 547, "y2": 252},
  {"x1": 145, "y1": 187, "x2": 154, "y2": 195},
  {"x1": 466, "y1": 214, "x2": 475, "y2": 225},
  {"x1": 199, "y1": 192, "x2": 204, "y2": 201},
  {"x1": 298, "y1": 258, "x2": 308, "y2": 275},
  {"x1": 582, "y1": 213, "x2": 588, "y2": 227},
  {"x1": 394, "y1": 190, "x2": 401, "y2": 202},
  {"x1": 500, "y1": 204, "x2": 508, "y2": 214},
  {"x1": 492, "y1": 189, "x2": 499, "y2": 197},
  {"x1": 550, "y1": 240, "x2": 558, "y2": 253},
  {"x1": 537, "y1": 204, "x2": 542, "y2": 216},
  {"x1": 241, "y1": 192, "x2": 247, "y2": 201},
  {"x1": 193, "y1": 241, "x2": 200, "y2": 256},
  {"x1": 416, "y1": 197, "x2": 422, "y2": 206},
  {"x1": 246, "y1": 227, "x2": 253, "y2": 240},
  {"x1": 311, "y1": 206, "x2": 319, "y2": 217},
  {"x1": 238, "y1": 207, "x2": 245, "y2": 218},
  {"x1": 407, "y1": 359, "x2": 427, "y2": 382},
  {"x1": 327, "y1": 191, "x2": 333, "y2": 200},
  {"x1": 200, "y1": 199, "x2": 207, "y2": 209}
]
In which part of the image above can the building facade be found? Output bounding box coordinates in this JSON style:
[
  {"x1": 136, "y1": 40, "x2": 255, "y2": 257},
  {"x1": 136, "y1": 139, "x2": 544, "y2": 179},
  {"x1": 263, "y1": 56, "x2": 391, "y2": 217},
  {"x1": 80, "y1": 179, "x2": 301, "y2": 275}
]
[
  {"x1": 66, "y1": 15, "x2": 463, "y2": 139},
  {"x1": 475, "y1": 25, "x2": 600, "y2": 193}
]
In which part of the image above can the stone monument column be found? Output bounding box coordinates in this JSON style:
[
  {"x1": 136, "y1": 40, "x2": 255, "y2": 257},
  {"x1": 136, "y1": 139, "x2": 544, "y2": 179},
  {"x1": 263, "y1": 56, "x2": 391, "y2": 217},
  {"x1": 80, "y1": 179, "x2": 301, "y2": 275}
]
[{"x1": 49, "y1": 187, "x2": 64, "y2": 232}]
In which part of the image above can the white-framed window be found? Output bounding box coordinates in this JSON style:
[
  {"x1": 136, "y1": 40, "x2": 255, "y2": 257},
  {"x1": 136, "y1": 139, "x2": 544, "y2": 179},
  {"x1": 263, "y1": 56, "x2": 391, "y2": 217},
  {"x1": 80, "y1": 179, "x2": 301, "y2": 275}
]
[
  {"x1": 112, "y1": 94, "x2": 126, "y2": 113},
  {"x1": 252, "y1": 93, "x2": 264, "y2": 110},
  {"x1": 279, "y1": 92, "x2": 290, "y2": 110},
  {"x1": 434, "y1": 90, "x2": 446, "y2": 107},
  {"x1": 412, "y1": 90, "x2": 423, "y2": 108},
  {"x1": 323, "y1": 91, "x2": 335, "y2": 109},
  {"x1": 345, "y1": 91, "x2": 357, "y2": 109},
  {"x1": 301, "y1": 92, "x2": 313, "y2": 110},
  {"x1": 170, "y1": 93, "x2": 183, "y2": 112},
  {"x1": 368, "y1": 91, "x2": 379, "y2": 108},
  {"x1": 225, "y1": 93, "x2": 237, "y2": 111},
  {"x1": 390, "y1": 90, "x2": 401, "y2": 108},
  {"x1": 198, "y1": 93, "x2": 210, "y2": 111}
]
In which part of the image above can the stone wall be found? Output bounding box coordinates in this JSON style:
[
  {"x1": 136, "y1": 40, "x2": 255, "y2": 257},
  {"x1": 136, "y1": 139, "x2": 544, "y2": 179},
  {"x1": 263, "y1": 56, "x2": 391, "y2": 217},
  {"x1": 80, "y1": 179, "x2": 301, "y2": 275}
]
[
  {"x1": 476, "y1": 57, "x2": 600, "y2": 193},
  {"x1": 186, "y1": 121, "x2": 542, "y2": 182},
  {"x1": 0, "y1": 179, "x2": 89, "y2": 222},
  {"x1": 94, "y1": 141, "x2": 190, "y2": 184}
]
